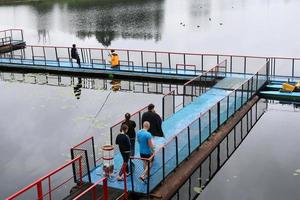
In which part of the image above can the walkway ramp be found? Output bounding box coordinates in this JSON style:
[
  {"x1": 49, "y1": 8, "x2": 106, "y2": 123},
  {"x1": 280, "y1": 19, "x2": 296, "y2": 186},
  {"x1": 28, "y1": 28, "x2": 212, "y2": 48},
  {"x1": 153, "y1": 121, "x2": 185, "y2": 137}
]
[{"x1": 88, "y1": 64, "x2": 268, "y2": 194}]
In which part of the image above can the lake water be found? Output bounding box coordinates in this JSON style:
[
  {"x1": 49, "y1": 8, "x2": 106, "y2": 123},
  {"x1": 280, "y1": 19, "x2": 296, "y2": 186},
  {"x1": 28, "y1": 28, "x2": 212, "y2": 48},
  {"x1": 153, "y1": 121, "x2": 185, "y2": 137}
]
[
  {"x1": 198, "y1": 101, "x2": 300, "y2": 200},
  {"x1": 1, "y1": 0, "x2": 300, "y2": 199}
]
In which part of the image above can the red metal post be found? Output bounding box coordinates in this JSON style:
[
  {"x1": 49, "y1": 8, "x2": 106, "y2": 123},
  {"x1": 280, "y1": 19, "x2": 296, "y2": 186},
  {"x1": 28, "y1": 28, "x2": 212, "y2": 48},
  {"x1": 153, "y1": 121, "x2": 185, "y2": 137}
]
[
  {"x1": 123, "y1": 164, "x2": 128, "y2": 199},
  {"x1": 48, "y1": 176, "x2": 52, "y2": 200},
  {"x1": 92, "y1": 187, "x2": 97, "y2": 200},
  {"x1": 37, "y1": 182, "x2": 43, "y2": 200},
  {"x1": 103, "y1": 178, "x2": 108, "y2": 200}
]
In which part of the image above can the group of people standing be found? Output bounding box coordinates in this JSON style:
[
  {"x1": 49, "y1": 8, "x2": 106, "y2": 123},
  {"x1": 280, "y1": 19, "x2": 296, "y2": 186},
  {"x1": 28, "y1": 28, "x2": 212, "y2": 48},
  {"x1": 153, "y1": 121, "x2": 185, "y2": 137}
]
[{"x1": 115, "y1": 104, "x2": 164, "y2": 182}]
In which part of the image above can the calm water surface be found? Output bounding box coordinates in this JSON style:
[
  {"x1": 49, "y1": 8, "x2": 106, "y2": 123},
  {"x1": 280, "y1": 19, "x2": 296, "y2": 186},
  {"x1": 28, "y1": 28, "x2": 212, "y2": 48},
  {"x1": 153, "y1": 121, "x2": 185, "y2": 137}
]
[
  {"x1": 1, "y1": 0, "x2": 300, "y2": 198},
  {"x1": 0, "y1": 0, "x2": 300, "y2": 56},
  {"x1": 198, "y1": 102, "x2": 300, "y2": 200}
]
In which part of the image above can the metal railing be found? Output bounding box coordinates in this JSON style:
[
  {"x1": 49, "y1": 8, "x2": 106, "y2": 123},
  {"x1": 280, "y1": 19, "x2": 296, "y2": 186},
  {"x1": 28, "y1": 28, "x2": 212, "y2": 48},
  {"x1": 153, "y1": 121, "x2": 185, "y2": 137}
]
[
  {"x1": 73, "y1": 178, "x2": 108, "y2": 200},
  {"x1": 71, "y1": 137, "x2": 96, "y2": 183},
  {"x1": 128, "y1": 61, "x2": 269, "y2": 194},
  {"x1": 162, "y1": 60, "x2": 227, "y2": 120},
  {"x1": 6, "y1": 156, "x2": 84, "y2": 200},
  {"x1": 1, "y1": 45, "x2": 299, "y2": 79},
  {"x1": 0, "y1": 36, "x2": 12, "y2": 46},
  {"x1": 171, "y1": 98, "x2": 267, "y2": 200},
  {"x1": 0, "y1": 29, "x2": 24, "y2": 44}
]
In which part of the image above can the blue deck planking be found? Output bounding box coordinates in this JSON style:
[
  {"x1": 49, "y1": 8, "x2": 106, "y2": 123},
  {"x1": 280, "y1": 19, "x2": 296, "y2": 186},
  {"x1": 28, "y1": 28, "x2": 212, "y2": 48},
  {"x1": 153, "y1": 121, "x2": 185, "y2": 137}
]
[
  {"x1": 0, "y1": 58, "x2": 198, "y2": 79},
  {"x1": 89, "y1": 76, "x2": 250, "y2": 193}
]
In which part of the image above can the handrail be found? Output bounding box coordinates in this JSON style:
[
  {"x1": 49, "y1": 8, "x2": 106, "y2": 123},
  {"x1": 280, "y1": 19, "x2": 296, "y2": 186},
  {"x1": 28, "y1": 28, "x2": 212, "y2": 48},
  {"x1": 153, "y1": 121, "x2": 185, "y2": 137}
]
[
  {"x1": 19, "y1": 44, "x2": 300, "y2": 60},
  {"x1": 73, "y1": 178, "x2": 108, "y2": 200},
  {"x1": 6, "y1": 156, "x2": 82, "y2": 200},
  {"x1": 73, "y1": 136, "x2": 94, "y2": 149}
]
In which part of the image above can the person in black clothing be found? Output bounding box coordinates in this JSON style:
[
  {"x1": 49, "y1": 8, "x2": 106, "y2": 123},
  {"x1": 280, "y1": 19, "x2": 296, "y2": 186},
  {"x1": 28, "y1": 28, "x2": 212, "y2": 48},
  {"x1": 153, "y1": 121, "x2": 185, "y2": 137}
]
[
  {"x1": 71, "y1": 44, "x2": 81, "y2": 67},
  {"x1": 141, "y1": 103, "x2": 164, "y2": 137},
  {"x1": 115, "y1": 124, "x2": 131, "y2": 181},
  {"x1": 121, "y1": 113, "x2": 136, "y2": 157}
]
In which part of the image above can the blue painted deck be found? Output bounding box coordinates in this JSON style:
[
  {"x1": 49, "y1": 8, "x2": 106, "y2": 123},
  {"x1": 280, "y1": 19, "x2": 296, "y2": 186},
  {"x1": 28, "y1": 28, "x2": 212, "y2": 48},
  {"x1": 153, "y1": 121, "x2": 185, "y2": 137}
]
[{"x1": 89, "y1": 75, "x2": 255, "y2": 194}]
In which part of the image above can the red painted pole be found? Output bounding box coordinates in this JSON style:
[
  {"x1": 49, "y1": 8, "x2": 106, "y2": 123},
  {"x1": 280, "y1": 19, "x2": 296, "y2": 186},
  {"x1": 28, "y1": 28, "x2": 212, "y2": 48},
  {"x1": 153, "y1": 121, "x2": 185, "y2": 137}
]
[
  {"x1": 103, "y1": 178, "x2": 108, "y2": 200},
  {"x1": 92, "y1": 187, "x2": 96, "y2": 200},
  {"x1": 37, "y1": 182, "x2": 43, "y2": 200},
  {"x1": 48, "y1": 177, "x2": 52, "y2": 200},
  {"x1": 123, "y1": 164, "x2": 128, "y2": 199}
]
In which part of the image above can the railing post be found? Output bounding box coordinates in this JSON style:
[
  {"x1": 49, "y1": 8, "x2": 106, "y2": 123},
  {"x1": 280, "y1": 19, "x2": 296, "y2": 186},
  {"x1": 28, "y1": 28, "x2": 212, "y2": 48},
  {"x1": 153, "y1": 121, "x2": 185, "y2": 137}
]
[
  {"x1": 141, "y1": 51, "x2": 144, "y2": 70},
  {"x1": 247, "y1": 80, "x2": 250, "y2": 100},
  {"x1": 130, "y1": 159, "x2": 134, "y2": 193},
  {"x1": 92, "y1": 187, "x2": 97, "y2": 200},
  {"x1": 251, "y1": 77, "x2": 254, "y2": 97},
  {"x1": 162, "y1": 97, "x2": 165, "y2": 121},
  {"x1": 209, "y1": 110, "x2": 212, "y2": 135},
  {"x1": 21, "y1": 30, "x2": 24, "y2": 41},
  {"x1": 110, "y1": 127, "x2": 113, "y2": 145},
  {"x1": 155, "y1": 51, "x2": 158, "y2": 72},
  {"x1": 199, "y1": 118, "x2": 202, "y2": 146},
  {"x1": 241, "y1": 85, "x2": 244, "y2": 106},
  {"x1": 103, "y1": 178, "x2": 108, "y2": 200},
  {"x1": 244, "y1": 56, "x2": 247, "y2": 73},
  {"x1": 234, "y1": 90, "x2": 237, "y2": 112},
  {"x1": 48, "y1": 177, "x2": 52, "y2": 200},
  {"x1": 183, "y1": 53, "x2": 186, "y2": 72},
  {"x1": 79, "y1": 156, "x2": 83, "y2": 185},
  {"x1": 217, "y1": 144, "x2": 220, "y2": 168},
  {"x1": 201, "y1": 54, "x2": 204, "y2": 72},
  {"x1": 31, "y1": 46, "x2": 34, "y2": 64},
  {"x1": 168, "y1": 52, "x2": 171, "y2": 69},
  {"x1": 217, "y1": 102, "x2": 220, "y2": 128},
  {"x1": 292, "y1": 58, "x2": 295, "y2": 78},
  {"x1": 226, "y1": 96, "x2": 229, "y2": 119},
  {"x1": 175, "y1": 136, "x2": 179, "y2": 166},
  {"x1": 183, "y1": 85, "x2": 186, "y2": 106},
  {"x1": 138, "y1": 111, "x2": 142, "y2": 129},
  {"x1": 127, "y1": 50, "x2": 130, "y2": 70},
  {"x1": 54, "y1": 47, "x2": 59, "y2": 67},
  {"x1": 172, "y1": 91, "x2": 175, "y2": 114},
  {"x1": 123, "y1": 164, "x2": 128, "y2": 199},
  {"x1": 68, "y1": 48, "x2": 73, "y2": 68},
  {"x1": 188, "y1": 127, "x2": 191, "y2": 156},
  {"x1": 162, "y1": 147, "x2": 165, "y2": 180},
  {"x1": 37, "y1": 181, "x2": 43, "y2": 200},
  {"x1": 147, "y1": 160, "x2": 150, "y2": 195},
  {"x1": 43, "y1": 46, "x2": 46, "y2": 65},
  {"x1": 230, "y1": 56, "x2": 233, "y2": 73}
]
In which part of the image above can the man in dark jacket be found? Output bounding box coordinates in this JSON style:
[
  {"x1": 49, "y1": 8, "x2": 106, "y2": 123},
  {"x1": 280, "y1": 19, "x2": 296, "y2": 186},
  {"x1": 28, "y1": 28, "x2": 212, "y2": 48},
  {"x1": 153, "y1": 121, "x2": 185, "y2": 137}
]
[
  {"x1": 71, "y1": 44, "x2": 81, "y2": 67},
  {"x1": 141, "y1": 104, "x2": 164, "y2": 137}
]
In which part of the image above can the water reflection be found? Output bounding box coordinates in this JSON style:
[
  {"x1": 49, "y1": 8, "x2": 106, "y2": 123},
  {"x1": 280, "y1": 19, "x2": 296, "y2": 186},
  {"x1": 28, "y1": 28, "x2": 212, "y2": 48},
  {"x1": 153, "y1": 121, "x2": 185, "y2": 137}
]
[
  {"x1": 0, "y1": 71, "x2": 184, "y2": 96},
  {"x1": 73, "y1": 77, "x2": 82, "y2": 99},
  {"x1": 24, "y1": 0, "x2": 164, "y2": 46}
]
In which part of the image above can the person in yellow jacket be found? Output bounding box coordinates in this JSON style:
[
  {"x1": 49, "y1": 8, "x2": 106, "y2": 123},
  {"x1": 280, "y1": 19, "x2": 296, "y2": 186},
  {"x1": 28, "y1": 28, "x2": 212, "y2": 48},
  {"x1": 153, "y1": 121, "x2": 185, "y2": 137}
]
[{"x1": 110, "y1": 50, "x2": 120, "y2": 68}]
